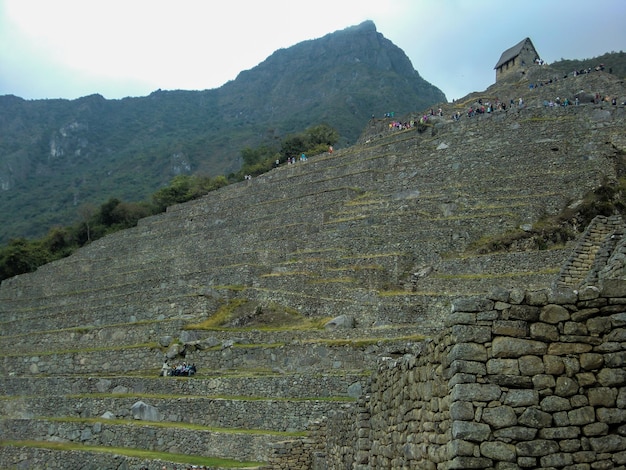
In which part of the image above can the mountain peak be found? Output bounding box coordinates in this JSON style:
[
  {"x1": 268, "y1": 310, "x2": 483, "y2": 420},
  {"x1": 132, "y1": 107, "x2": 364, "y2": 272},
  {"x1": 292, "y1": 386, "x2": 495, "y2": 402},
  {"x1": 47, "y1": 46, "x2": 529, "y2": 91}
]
[
  {"x1": 345, "y1": 19, "x2": 377, "y2": 32},
  {"x1": 0, "y1": 23, "x2": 446, "y2": 243}
]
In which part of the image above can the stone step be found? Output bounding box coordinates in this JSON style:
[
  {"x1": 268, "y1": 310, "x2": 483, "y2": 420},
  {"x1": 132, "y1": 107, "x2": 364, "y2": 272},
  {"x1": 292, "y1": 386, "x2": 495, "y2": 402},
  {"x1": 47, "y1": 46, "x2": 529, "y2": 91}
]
[
  {"x1": 1, "y1": 394, "x2": 349, "y2": 432},
  {"x1": 0, "y1": 417, "x2": 286, "y2": 463},
  {"x1": 0, "y1": 443, "x2": 265, "y2": 470},
  {"x1": 0, "y1": 335, "x2": 422, "y2": 376},
  {"x1": 0, "y1": 317, "x2": 420, "y2": 354},
  {"x1": 0, "y1": 372, "x2": 365, "y2": 400},
  {"x1": 0, "y1": 247, "x2": 569, "y2": 339}
]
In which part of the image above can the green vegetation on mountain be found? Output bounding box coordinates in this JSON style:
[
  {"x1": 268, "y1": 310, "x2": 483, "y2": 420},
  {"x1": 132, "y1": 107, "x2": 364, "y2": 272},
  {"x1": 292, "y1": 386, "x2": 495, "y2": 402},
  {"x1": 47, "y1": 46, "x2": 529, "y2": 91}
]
[
  {"x1": 0, "y1": 124, "x2": 339, "y2": 281},
  {"x1": 0, "y1": 21, "x2": 444, "y2": 244}
]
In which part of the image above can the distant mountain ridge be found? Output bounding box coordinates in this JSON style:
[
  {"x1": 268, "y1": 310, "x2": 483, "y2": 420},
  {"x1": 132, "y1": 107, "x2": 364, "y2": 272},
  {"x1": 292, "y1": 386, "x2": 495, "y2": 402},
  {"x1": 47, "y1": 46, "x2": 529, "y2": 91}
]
[{"x1": 0, "y1": 20, "x2": 445, "y2": 244}]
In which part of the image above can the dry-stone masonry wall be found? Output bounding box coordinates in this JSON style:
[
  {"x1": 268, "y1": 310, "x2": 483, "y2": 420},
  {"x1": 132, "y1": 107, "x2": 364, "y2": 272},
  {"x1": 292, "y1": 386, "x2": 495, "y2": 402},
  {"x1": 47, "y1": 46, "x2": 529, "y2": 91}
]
[{"x1": 270, "y1": 280, "x2": 626, "y2": 469}]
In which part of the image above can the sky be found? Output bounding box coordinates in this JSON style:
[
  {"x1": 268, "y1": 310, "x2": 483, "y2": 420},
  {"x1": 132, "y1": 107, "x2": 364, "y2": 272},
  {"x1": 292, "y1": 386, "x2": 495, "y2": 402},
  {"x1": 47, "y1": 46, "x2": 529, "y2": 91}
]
[{"x1": 1, "y1": 0, "x2": 625, "y2": 103}]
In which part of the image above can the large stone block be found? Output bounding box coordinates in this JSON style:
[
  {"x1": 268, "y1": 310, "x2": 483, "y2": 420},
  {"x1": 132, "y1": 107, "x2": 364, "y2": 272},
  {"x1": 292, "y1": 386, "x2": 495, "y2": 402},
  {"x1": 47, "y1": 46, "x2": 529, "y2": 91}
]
[
  {"x1": 547, "y1": 342, "x2": 592, "y2": 356},
  {"x1": 447, "y1": 343, "x2": 488, "y2": 363},
  {"x1": 518, "y1": 355, "x2": 544, "y2": 375},
  {"x1": 543, "y1": 354, "x2": 565, "y2": 374},
  {"x1": 492, "y1": 337, "x2": 547, "y2": 358},
  {"x1": 507, "y1": 305, "x2": 540, "y2": 321},
  {"x1": 491, "y1": 428, "x2": 537, "y2": 445},
  {"x1": 588, "y1": 387, "x2": 617, "y2": 407},
  {"x1": 540, "y1": 395, "x2": 572, "y2": 412},
  {"x1": 479, "y1": 441, "x2": 516, "y2": 462},
  {"x1": 525, "y1": 290, "x2": 548, "y2": 306},
  {"x1": 450, "y1": 401, "x2": 474, "y2": 421},
  {"x1": 568, "y1": 406, "x2": 595, "y2": 426},
  {"x1": 604, "y1": 351, "x2": 626, "y2": 368},
  {"x1": 612, "y1": 312, "x2": 626, "y2": 327},
  {"x1": 540, "y1": 452, "x2": 574, "y2": 468},
  {"x1": 503, "y1": 389, "x2": 539, "y2": 407},
  {"x1": 486, "y1": 358, "x2": 519, "y2": 375},
  {"x1": 548, "y1": 287, "x2": 578, "y2": 304},
  {"x1": 555, "y1": 376, "x2": 579, "y2": 397},
  {"x1": 130, "y1": 401, "x2": 162, "y2": 421},
  {"x1": 577, "y1": 285, "x2": 600, "y2": 301},
  {"x1": 590, "y1": 435, "x2": 626, "y2": 453},
  {"x1": 539, "y1": 304, "x2": 570, "y2": 324},
  {"x1": 518, "y1": 408, "x2": 552, "y2": 428},
  {"x1": 515, "y1": 439, "x2": 559, "y2": 456},
  {"x1": 538, "y1": 426, "x2": 580, "y2": 440},
  {"x1": 532, "y1": 374, "x2": 556, "y2": 390},
  {"x1": 492, "y1": 320, "x2": 528, "y2": 337},
  {"x1": 571, "y1": 307, "x2": 600, "y2": 322},
  {"x1": 447, "y1": 360, "x2": 486, "y2": 377},
  {"x1": 585, "y1": 317, "x2": 612, "y2": 335},
  {"x1": 601, "y1": 279, "x2": 626, "y2": 297},
  {"x1": 451, "y1": 325, "x2": 492, "y2": 344},
  {"x1": 607, "y1": 328, "x2": 626, "y2": 342},
  {"x1": 488, "y1": 374, "x2": 533, "y2": 388},
  {"x1": 481, "y1": 406, "x2": 517, "y2": 429},
  {"x1": 451, "y1": 297, "x2": 495, "y2": 313},
  {"x1": 530, "y1": 322, "x2": 559, "y2": 341},
  {"x1": 596, "y1": 407, "x2": 626, "y2": 424},
  {"x1": 597, "y1": 367, "x2": 626, "y2": 387},
  {"x1": 580, "y1": 353, "x2": 604, "y2": 370},
  {"x1": 446, "y1": 439, "x2": 476, "y2": 457},
  {"x1": 451, "y1": 421, "x2": 491, "y2": 442},
  {"x1": 451, "y1": 383, "x2": 502, "y2": 402},
  {"x1": 446, "y1": 456, "x2": 493, "y2": 469}
]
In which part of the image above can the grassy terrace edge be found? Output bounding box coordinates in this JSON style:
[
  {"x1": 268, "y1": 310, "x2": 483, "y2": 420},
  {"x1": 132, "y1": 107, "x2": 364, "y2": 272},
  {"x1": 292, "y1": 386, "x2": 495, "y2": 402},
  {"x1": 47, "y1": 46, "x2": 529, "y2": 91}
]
[{"x1": 0, "y1": 439, "x2": 264, "y2": 468}]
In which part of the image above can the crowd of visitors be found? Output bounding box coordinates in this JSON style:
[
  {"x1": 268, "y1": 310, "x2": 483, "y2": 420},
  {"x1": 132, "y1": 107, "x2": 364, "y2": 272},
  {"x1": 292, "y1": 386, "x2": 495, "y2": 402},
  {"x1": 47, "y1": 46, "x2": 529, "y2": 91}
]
[
  {"x1": 452, "y1": 63, "x2": 621, "y2": 122},
  {"x1": 160, "y1": 361, "x2": 197, "y2": 376}
]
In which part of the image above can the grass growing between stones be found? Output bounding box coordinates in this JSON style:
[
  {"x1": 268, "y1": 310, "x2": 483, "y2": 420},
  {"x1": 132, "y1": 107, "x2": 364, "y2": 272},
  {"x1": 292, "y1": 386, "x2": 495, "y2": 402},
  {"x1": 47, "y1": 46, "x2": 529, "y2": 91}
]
[
  {"x1": 0, "y1": 341, "x2": 158, "y2": 358},
  {"x1": 305, "y1": 334, "x2": 425, "y2": 347},
  {"x1": 3, "y1": 318, "x2": 182, "y2": 339},
  {"x1": 186, "y1": 299, "x2": 328, "y2": 330},
  {"x1": 0, "y1": 440, "x2": 264, "y2": 468},
  {"x1": 432, "y1": 268, "x2": 560, "y2": 279},
  {"x1": 43, "y1": 416, "x2": 308, "y2": 436},
  {"x1": 468, "y1": 177, "x2": 626, "y2": 254},
  {"x1": 67, "y1": 392, "x2": 354, "y2": 402}
]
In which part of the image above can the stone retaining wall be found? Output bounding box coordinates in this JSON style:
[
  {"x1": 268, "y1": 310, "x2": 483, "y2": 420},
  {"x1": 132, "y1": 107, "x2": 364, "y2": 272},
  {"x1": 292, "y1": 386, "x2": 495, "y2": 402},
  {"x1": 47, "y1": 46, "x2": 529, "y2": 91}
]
[
  {"x1": 269, "y1": 280, "x2": 626, "y2": 468},
  {"x1": 0, "y1": 446, "x2": 206, "y2": 470},
  {"x1": 0, "y1": 337, "x2": 417, "y2": 376},
  {"x1": 0, "y1": 373, "x2": 363, "y2": 400},
  {"x1": 1, "y1": 418, "x2": 279, "y2": 462},
  {"x1": 1, "y1": 395, "x2": 348, "y2": 432}
]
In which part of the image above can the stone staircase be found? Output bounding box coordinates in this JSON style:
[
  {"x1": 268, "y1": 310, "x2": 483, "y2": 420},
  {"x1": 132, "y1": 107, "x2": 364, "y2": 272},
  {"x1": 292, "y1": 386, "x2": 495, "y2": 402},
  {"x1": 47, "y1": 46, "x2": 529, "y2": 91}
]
[
  {"x1": 555, "y1": 215, "x2": 625, "y2": 289},
  {"x1": 1, "y1": 99, "x2": 623, "y2": 468}
]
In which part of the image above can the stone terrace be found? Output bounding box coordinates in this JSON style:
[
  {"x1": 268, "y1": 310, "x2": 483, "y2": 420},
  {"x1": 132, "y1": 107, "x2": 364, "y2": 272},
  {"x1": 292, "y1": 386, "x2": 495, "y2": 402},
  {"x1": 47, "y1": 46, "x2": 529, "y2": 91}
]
[{"x1": 1, "y1": 76, "x2": 625, "y2": 468}]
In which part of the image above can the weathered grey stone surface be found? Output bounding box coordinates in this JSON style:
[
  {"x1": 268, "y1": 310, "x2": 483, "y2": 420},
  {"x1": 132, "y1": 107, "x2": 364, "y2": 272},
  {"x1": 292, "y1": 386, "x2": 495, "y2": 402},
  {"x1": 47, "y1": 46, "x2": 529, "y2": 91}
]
[
  {"x1": 130, "y1": 401, "x2": 161, "y2": 421},
  {"x1": 1, "y1": 66, "x2": 626, "y2": 469}
]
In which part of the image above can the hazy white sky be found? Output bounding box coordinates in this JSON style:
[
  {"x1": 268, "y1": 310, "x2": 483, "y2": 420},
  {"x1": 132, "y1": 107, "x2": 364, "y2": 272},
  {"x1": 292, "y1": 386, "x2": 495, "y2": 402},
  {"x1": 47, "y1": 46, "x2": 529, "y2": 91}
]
[{"x1": 1, "y1": 0, "x2": 624, "y2": 102}]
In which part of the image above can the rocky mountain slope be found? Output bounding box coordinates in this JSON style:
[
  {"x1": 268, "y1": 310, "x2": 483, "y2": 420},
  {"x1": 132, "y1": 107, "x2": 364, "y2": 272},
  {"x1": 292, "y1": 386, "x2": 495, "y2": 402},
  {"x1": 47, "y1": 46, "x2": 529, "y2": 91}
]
[{"x1": 0, "y1": 20, "x2": 445, "y2": 244}]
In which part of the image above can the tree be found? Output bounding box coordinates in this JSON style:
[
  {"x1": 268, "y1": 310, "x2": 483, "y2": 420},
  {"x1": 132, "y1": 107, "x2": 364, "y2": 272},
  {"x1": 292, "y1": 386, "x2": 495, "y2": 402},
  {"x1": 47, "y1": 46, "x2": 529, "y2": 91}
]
[
  {"x1": 306, "y1": 123, "x2": 339, "y2": 147},
  {"x1": 0, "y1": 238, "x2": 48, "y2": 280},
  {"x1": 99, "y1": 198, "x2": 123, "y2": 227},
  {"x1": 77, "y1": 203, "x2": 97, "y2": 242},
  {"x1": 111, "y1": 201, "x2": 152, "y2": 228},
  {"x1": 281, "y1": 134, "x2": 307, "y2": 159},
  {"x1": 152, "y1": 176, "x2": 193, "y2": 212}
]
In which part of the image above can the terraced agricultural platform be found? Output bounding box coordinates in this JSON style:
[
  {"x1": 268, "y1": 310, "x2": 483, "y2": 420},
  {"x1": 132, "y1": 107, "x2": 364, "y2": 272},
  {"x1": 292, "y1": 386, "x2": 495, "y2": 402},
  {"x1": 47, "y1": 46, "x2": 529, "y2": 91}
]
[{"x1": 1, "y1": 75, "x2": 625, "y2": 468}]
